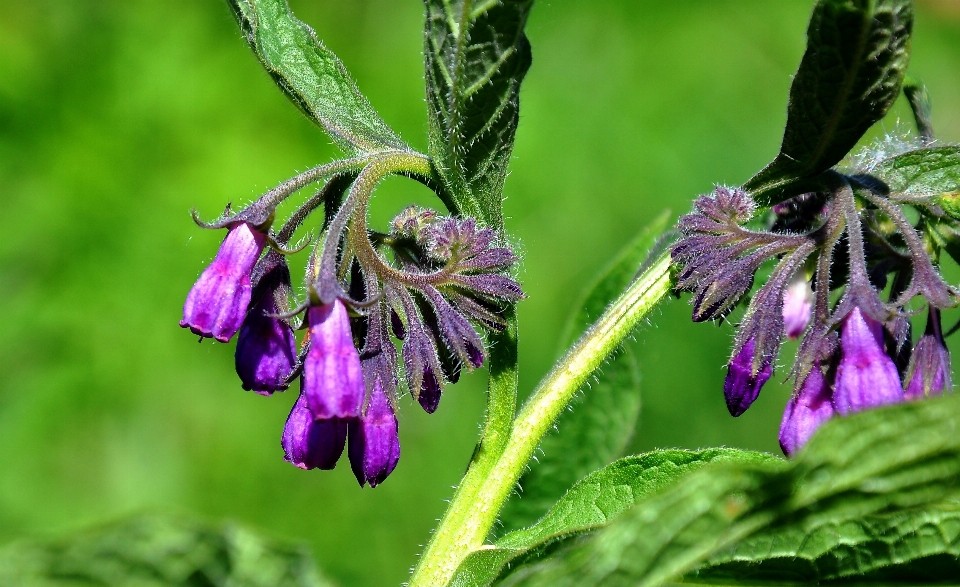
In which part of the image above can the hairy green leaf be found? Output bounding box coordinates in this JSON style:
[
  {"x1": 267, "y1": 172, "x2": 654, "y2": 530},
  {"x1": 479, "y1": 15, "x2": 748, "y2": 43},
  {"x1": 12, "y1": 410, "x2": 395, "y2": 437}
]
[
  {"x1": 498, "y1": 394, "x2": 960, "y2": 587},
  {"x1": 744, "y1": 0, "x2": 914, "y2": 206},
  {"x1": 0, "y1": 515, "x2": 331, "y2": 587},
  {"x1": 868, "y1": 146, "x2": 960, "y2": 198},
  {"x1": 692, "y1": 501, "x2": 960, "y2": 583},
  {"x1": 449, "y1": 449, "x2": 776, "y2": 587},
  {"x1": 498, "y1": 213, "x2": 673, "y2": 533},
  {"x1": 228, "y1": 0, "x2": 406, "y2": 154},
  {"x1": 423, "y1": 0, "x2": 533, "y2": 229}
]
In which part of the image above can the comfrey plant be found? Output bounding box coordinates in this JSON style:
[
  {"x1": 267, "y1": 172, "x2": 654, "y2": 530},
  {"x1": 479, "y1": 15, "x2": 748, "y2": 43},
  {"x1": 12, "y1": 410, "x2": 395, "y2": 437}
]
[{"x1": 170, "y1": 1, "x2": 960, "y2": 586}]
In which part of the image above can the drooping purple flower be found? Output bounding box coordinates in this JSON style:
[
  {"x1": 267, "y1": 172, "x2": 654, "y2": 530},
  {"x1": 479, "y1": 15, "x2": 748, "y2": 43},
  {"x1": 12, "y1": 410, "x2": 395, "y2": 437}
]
[
  {"x1": 282, "y1": 391, "x2": 348, "y2": 470},
  {"x1": 235, "y1": 291, "x2": 298, "y2": 395},
  {"x1": 833, "y1": 307, "x2": 904, "y2": 415},
  {"x1": 181, "y1": 222, "x2": 267, "y2": 342},
  {"x1": 303, "y1": 300, "x2": 364, "y2": 420},
  {"x1": 723, "y1": 338, "x2": 773, "y2": 417},
  {"x1": 904, "y1": 308, "x2": 951, "y2": 399},
  {"x1": 779, "y1": 364, "x2": 835, "y2": 456},
  {"x1": 348, "y1": 376, "x2": 401, "y2": 487},
  {"x1": 782, "y1": 277, "x2": 813, "y2": 339}
]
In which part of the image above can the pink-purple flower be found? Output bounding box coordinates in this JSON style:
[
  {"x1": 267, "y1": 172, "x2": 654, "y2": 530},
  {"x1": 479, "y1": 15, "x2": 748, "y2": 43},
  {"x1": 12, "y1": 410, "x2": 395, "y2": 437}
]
[
  {"x1": 181, "y1": 222, "x2": 266, "y2": 342},
  {"x1": 348, "y1": 376, "x2": 401, "y2": 488},
  {"x1": 779, "y1": 364, "x2": 834, "y2": 456},
  {"x1": 833, "y1": 307, "x2": 904, "y2": 415},
  {"x1": 723, "y1": 338, "x2": 772, "y2": 417},
  {"x1": 303, "y1": 300, "x2": 365, "y2": 420}
]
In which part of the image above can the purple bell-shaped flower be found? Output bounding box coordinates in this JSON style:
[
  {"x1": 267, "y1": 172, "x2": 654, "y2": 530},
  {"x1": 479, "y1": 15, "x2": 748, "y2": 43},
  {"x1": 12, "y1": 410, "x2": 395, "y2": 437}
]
[
  {"x1": 303, "y1": 300, "x2": 365, "y2": 420},
  {"x1": 348, "y1": 376, "x2": 401, "y2": 487},
  {"x1": 181, "y1": 222, "x2": 267, "y2": 342},
  {"x1": 723, "y1": 338, "x2": 773, "y2": 416},
  {"x1": 235, "y1": 293, "x2": 298, "y2": 395},
  {"x1": 904, "y1": 308, "x2": 951, "y2": 399},
  {"x1": 281, "y1": 391, "x2": 348, "y2": 470},
  {"x1": 779, "y1": 363, "x2": 835, "y2": 456},
  {"x1": 833, "y1": 307, "x2": 904, "y2": 414}
]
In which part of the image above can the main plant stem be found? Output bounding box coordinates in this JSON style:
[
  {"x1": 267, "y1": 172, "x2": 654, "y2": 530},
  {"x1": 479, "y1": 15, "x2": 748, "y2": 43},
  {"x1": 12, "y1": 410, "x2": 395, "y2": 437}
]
[{"x1": 408, "y1": 252, "x2": 673, "y2": 586}]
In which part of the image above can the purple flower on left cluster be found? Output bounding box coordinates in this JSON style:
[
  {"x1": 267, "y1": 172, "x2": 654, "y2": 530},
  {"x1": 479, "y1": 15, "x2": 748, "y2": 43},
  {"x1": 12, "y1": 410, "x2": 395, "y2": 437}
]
[
  {"x1": 181, "y1": 198, "x2": 521, "y2": 486},
  {"x1": 673, "y1": 184, "x2": 956, "y2": 457}
]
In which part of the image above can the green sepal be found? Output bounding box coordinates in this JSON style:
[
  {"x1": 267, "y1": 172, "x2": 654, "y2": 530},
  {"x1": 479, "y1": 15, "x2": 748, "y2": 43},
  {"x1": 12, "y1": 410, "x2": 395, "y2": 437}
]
[
  {"x1": 423, "y1": 0, "x2": 533, "y2": 229},
  {"x1": 745, "y1": 0, "x2": 914, "y2": 206},
  {"x1": 228, "y1": 0, "x2": 408, "y2": 155},
  {"x1": 497, "y1": 212, "x2": 672, "y2": 533},
  {"x1": 497, "y1": 394, "x2": 960, "y2": 587}
]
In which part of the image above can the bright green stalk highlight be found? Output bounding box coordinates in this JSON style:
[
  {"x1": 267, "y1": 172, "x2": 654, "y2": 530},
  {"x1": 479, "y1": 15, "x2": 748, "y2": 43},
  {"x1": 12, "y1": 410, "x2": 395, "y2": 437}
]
[{"x1": 409, "y1": 252, "x2": 673, "y2": 587}]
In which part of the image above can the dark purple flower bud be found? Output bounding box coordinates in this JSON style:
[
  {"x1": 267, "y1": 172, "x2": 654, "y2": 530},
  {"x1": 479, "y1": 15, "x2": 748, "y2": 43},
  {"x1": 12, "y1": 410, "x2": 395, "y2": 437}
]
[
  {"x1": 303, "y1": 300, "x2": 364, "y2": 420},
  {"x1": 418, "y1": 367, "x2": 442, "y2": 414},
  {"x1": 181, "y1": 222, "x2": 266, "y2": 342},
  {"x1": 833, "y1": 307, "x2": 904, "y2": 415},
  {"x1": 782, "y1": 276, "x2": 813, "y2": 340},
  {"x1": 390, "y1": 309, "x2": 406, "y2": 340},
  {"x1": 723, "y1": 338, "x2": 772, "y2": 417},
  {"x1": 904, "y1": 309, "x2": 951, "y2": 399},
  {"x1": 235, "y1": 291, "x2": 298, "y2": 395},
  {"x1": 348, "y1": 376, "x2": 401, "y2": 487},
  {"x1": 779, "y1": 364, "x2": 835, "y2": 456},
  {"x1": 282, "y1": 391, "x2": 347, "y2": 470},
  {"x1": 424, "y1": 287, "x2": 485, "y2": 369}
]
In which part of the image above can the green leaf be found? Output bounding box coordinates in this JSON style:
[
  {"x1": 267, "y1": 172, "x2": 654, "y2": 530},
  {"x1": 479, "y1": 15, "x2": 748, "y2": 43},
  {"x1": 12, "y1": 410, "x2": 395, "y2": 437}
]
[
  {"x1": 449, "y1": 449, "x2": 776, "y2": 587},
  {"x1": 0, "y1": 515, "x2": 332, "y2": 587},
  {"x1": 869, "y1": 145, "x2": 960, "y2": 199},
  {"x1": 228, "y1": 0, "x2": 407, "y2": 155},
  {"x1": 744, "y1": 0, "x2": 914, "y2": 206},
  {"x1": 497, "y1": 394, "x2": 960, "y2": 587},
  {"x1": 692, "y1": 501, "x2": 960, "y2": 583},
  {"x1": 498, "y1": 213, "x2": 673, "y2": 533},
  {"x1": 423, "y1": 0, "x2": 533, "y2": 229}
]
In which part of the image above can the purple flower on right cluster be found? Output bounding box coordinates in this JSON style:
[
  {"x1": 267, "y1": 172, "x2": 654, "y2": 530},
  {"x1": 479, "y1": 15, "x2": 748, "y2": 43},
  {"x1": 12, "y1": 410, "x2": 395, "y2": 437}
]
[{"x1": 673, "y1": 185, "x2": 957, "y2": 457}]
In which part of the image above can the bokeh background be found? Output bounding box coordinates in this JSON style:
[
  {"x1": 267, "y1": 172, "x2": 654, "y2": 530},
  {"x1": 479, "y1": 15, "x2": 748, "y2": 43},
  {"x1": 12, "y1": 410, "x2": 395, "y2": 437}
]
[{"x1": 2, "y1": 0, "x2": 960, "y2": 585}]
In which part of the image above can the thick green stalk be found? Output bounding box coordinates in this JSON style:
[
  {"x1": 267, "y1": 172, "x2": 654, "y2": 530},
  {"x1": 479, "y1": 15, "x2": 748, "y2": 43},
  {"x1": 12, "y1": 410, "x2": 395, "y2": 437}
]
[{"x1": 409, "y1": 252, "x2": 673, "y2": 587}]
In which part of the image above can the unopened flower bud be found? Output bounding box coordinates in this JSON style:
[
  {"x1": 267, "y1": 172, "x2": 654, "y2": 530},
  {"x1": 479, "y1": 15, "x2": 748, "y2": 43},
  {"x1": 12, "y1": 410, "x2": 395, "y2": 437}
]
[
  {"x1": 181, "y1": 222, "x2": 266, "y2": 342},
  {"x1": 303, "y1": 300, "x2": 364, "y2": 420},
  {"x1": 723, "y1": 338, "x2": 772, "y2": 417},
  {"x1": 779, "y1": 364, "x2": 834, "y2": 456},
  {"x1": 348, "y1": 377, "x2": 401, "y2": 487},
  {"x1": 782, "y1": 276, "x2": 813, "y2": 339},
  {"x1": 904, "y1": 308, "x2": 951, "y2": 399},
  {"x1": 282, "y1": 392, "x2": 348, "y2": 470},
  {"x1": 833, "y1": 307, "x2": 903, "y2": 414}
]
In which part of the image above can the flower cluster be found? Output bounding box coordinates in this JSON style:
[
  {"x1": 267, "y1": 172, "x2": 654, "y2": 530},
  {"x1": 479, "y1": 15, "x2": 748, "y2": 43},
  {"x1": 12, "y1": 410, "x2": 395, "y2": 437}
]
[
  {"x1": 180, "y1": 163, "x2": 521, "y2": 486},
  {"x1": 673, "y1": 179, "x2": 955, "y2": 456}
]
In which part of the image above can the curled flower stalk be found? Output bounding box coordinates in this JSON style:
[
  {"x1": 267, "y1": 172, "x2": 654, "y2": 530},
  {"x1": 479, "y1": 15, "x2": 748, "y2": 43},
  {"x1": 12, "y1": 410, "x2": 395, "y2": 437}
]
[
  {"x1": 673, "y1": 163, "x2": 959, "y2": 456},
  {"x1": 180, "y1": 150, "x2": 523, "y2": 486}
]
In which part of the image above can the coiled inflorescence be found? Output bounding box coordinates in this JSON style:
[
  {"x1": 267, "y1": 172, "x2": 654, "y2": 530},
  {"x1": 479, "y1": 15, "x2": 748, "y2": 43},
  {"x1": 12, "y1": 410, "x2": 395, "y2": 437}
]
[
  {"x1": 673, "y1": 168, "x2": 957, "y2": 456},
  {"x1": 180, "y1": 154, "x2": 522, "y2": 486}
]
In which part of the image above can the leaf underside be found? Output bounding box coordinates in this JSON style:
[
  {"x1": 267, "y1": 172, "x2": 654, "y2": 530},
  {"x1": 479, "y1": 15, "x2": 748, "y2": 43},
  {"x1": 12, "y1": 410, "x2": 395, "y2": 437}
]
[
  {"x1": 424, "y1": 0, "x2": 534, "y2": 228},
  {"x1": 228, "y1": 0, "x2": 407, "y2": 155},
  {"x1": 489, "y1": 395, "x2": 960, "y2": 587},
  {"x1": 450, "y1": 449, "x2": 777, "y2": 587},
  {"x1": 744, "y1": 0, "x2": 914, "y2": 206}
]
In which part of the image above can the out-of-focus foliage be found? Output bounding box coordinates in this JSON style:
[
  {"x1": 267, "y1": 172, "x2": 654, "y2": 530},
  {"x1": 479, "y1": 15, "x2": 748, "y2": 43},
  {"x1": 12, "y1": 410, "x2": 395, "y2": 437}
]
[
  {"x1": 2, "y1": 1, "x2": 960, "y2": 586},
  {"x1": 0, "y1": 515, "x2": 333, "y2": 587}
]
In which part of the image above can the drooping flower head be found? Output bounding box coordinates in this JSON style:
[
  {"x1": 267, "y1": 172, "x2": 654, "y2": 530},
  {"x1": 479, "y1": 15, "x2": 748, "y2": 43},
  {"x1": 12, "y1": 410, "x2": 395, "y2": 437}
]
[{"x1": 673, "y1": 176, "x2": 957, "y2": 456}]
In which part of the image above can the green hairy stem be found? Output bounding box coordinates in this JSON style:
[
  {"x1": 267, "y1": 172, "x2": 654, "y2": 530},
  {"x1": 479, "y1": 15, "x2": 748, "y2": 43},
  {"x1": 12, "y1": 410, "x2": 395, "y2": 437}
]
[{"x1": 409, "y1": 252, "x2": 673, "y2": 587}]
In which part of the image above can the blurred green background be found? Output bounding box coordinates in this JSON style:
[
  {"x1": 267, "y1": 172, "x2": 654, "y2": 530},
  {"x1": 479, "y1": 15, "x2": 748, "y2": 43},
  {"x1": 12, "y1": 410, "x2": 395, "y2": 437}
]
[{"x1": 2, "y1": 0, "x2": 960, "y2": 585}]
